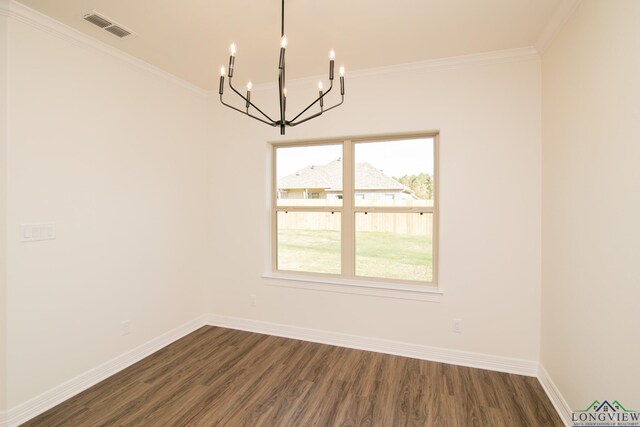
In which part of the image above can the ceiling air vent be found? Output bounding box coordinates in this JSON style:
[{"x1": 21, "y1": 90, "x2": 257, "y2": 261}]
[
  {"x1": 83, "y1": 11, "x2": 132, "y2": 39},
  {"x1": 104, "y1": 25, "x2": 131, "y2": 38},
  {"x1": 83, "y1": 13, "x2": 112, "y2": 28}
]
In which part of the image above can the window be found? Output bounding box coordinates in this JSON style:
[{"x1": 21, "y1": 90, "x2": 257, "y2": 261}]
[{"x1": 271, "y1": 134, "x2": 438, "y2": 286}]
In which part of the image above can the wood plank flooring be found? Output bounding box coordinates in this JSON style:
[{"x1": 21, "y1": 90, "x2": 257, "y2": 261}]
[{"x1": 23, "y1": 326, "x2": 562, "y2": 426}]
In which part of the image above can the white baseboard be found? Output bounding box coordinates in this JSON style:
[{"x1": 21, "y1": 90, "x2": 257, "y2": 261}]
[
  {"x1": 0, "y1": 315, "x2": 207, "y2": 427},
  {"x1": 207, "y1": 314, "x2": 572, "y2": 423},
  {"x1": 1, "y1": 314, "x2": 569, "y2": 427},
  {"x1": 205, "y1": 313, "x2": 539, "y2": 377},
  {"x1": 538, "y1": 364, "x2": 572, "y2": 426}
]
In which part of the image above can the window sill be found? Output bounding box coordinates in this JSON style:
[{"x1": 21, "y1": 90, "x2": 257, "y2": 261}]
[{"x1": 262, "y1": 273, "x2": 443, "y2": 302}]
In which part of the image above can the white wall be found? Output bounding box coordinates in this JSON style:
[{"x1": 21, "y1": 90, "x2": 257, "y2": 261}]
[
  {"x1": 0, "y1": 12, "x2": 8, "y2": 414},
  {"x1": 5, "y1": 0, "x2": 639, "y2": 419},
  {"x1": 3, "y1": 16, "x2": 211, "y2": 408},
  {"x1": 541, "y1": 0, "x2": 640, "y2": 410},
  {"x1": 207, "y1": 53, "x2": 543, "y2": 361}
]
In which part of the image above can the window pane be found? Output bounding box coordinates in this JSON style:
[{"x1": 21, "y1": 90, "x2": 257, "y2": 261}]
[
  {"x1": 277, "y1": 211, "x2": 341, "y2": 274},
  {"x1": 355, "y1": 213, "x2": 433, "y2": 282},
  {"x1": 354, "y1": 138, "x2": 434, "y2": 207},
  {"x1": 276, "y1": 144, "x2": 343, "y2": 207}
]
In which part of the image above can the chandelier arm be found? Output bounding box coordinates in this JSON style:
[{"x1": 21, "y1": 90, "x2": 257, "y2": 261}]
[
  {"x1": 289, "y1": 79, "x2": 333, "y2": 123},
  {"x1": 322, "y1": 95, "x2": 344, "y2": 113},
  {"x1": 281, "y1": 0, "x2": 285, "y2": 37},
  {"x1": 228, "y1": 78, "x2": 277, "y2": 123},
  {"x1": 290, "y1": 95, "x2": 344, "y2": 127},
  {"x1": 289, "y1": 111, "x2": 323, "y2": 127},
  {"x1": 220, "y1": 95, "x2": 277, "y2": 126}
]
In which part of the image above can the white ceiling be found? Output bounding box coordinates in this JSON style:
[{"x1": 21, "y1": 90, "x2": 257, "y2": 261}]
[{"x1": 16, "y1": 0, "x2": 561, "y2": 90}]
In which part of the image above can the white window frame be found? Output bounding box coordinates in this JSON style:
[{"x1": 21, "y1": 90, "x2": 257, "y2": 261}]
[{"x1": 263, "y1": 132, "x2": 442, "y2": 302}]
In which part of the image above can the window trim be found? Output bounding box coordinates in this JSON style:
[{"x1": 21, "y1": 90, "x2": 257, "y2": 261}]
[
  {"x1": 262, "y1": 272, "x2": 443, "y2": 302},
  {"x1": 267, "y1": 131, "x2": 440, "y2": 297}
]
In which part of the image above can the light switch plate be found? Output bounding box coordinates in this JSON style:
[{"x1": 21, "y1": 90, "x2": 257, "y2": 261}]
[{"x1": 21, "y1": 223, "x2": 56, "y2": 242}]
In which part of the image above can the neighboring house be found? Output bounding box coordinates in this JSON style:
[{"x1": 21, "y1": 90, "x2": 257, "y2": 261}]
[{"x1": 277, "y1": 158, "x2": 418, "y2": 201}]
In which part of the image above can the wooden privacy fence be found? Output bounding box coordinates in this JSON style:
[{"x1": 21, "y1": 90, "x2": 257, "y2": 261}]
[{"x1": 277, "y1": 211, "x2": 433, "y2": 236}]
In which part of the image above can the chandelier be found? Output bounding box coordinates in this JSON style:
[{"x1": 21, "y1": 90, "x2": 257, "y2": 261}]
[{"x1": 218, "y1": 0, "x2": 345, "y2": 135}]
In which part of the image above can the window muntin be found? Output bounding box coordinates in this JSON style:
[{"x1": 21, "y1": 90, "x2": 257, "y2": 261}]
[{"x1": 272, "y1": 134, "x2": 438, "y2": 286}]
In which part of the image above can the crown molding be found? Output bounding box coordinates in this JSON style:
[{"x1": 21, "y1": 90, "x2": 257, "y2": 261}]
[
  {"x1": 0, "y1": 0, "x2": 210, "y2": 98},
  {"x1": 348, "y1": 47, "x2": 539, "y2": 79},
  {"x1": 535, "y1": 0, "x2": 583, "y2": 54},
  {"x1": 254, "y1": 46, "x2": 540, "y2": 92},
  {"x1": 0, "y1": 0, "x2": 541, "y2": 97}
]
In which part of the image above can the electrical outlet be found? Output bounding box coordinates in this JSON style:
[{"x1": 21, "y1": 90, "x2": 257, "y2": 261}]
[
  {"x1": 453, "y1": 318, "x2": 462, "y2": 333},
  {"x1": 121, "y1": 320, "x2": 130, "y2": 336},
  {"x1": 250, "y1": 294, "x2": 257, "y2": 307}
]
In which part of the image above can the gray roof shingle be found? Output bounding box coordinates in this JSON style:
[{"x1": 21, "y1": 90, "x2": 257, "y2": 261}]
[{"x1": 278, "y1": 159, "x2": 410, "y2": 192}]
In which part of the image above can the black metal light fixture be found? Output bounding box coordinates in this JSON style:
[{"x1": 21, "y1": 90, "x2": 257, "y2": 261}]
[{"x1": 218, "y1": 0, "x2": 345, "y2": 135}]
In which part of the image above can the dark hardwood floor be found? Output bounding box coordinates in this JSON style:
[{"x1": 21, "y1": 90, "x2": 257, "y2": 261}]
[{"x1": 23, "y1": 326, "x2": 562, "y2": 426}]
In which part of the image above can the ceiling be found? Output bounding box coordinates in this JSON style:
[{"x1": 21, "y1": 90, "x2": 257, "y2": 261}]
[{"x1": 16, "y1": 0, "x2": 561, "y2": 90}]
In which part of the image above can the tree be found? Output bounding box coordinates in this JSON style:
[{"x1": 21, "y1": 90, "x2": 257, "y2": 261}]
[{"x1": 395, "y1": 173, "x2": 433, "y2": 200}]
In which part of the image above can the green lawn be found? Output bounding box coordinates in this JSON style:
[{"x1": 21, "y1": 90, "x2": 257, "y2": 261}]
[{"x1": 277, "y1": 229, "x2": 432, "y2": 282}]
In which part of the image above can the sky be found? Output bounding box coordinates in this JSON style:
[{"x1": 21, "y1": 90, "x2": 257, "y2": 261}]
[{"x1": 276, "y1": 138, "x2": 434, "y2": 179}]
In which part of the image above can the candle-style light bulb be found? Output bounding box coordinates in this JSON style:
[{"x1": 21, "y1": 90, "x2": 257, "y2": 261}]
[
  {"x1": 279, "y1": 36, "x2": 287, "y2": 69},
  {"x1": 318, "y1": 81, "x2": 324, "y2": 107},
  {"x1": 282, "y1": 87, "x2": 287, "y2": 113},
  {"x1": 219, "y1": 66, "x2": 225, "y2": 95},
  {"x1": 228, "y1": 44, "x2": 236, "y2": 77},
  {"x1": 318, "y1": 81, "x2": 323, "y2": 90},
  {"x1": 339, "y1": 66, "x2": 345, "y2": 77},
  {"x1": 329, "y1": 50, "x2": 336, "y2": 80},
  {"x1": 246, "y1": 81, "x2": 252, "y2": 109}
]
